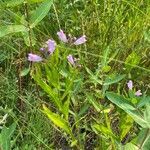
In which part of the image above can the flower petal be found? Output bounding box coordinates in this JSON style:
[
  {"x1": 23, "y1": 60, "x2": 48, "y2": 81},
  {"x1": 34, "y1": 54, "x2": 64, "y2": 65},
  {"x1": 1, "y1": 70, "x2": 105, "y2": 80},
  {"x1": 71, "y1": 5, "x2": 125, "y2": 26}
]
[
  {"x1": 57, "y1": 30, "x2": 68, "y2": 43},
  {"x1": 67, "y1": 54, "x2": 75, "y2": 65},
  {"x1": 74, "y1": 35, "x2": 86, "y2": 45},
  {"x1": 28, "y1": 53, "x2": 42, "y2": 62},
  {"x1": 46, "y1": 39, "x2": 56, "y2": 54},
  {"x1": 135, "y1": 90, "x2": 142, "y2": 96},
  {"x1": 127, "y1": 80, "x2": 133, "y2": 90}
]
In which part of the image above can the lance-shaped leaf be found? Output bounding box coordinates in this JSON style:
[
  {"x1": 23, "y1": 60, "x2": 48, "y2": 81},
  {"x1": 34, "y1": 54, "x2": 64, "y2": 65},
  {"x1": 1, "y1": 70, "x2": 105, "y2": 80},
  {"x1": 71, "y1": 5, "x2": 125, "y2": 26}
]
[
  {"x1": 104, "y1": 74, "x2": 125, "y2": 85},
  {"x1": 42, "y1": 105, "x2": 71, "y2": 135},
  {"x1": 92, "y1": 123, "x2": 117, "y2": 139},
  {"x1": 106, "y1": 92, "x2": 150, "y2": 128},
  {"x1": 0, "y1": 25, "x2": 27, "y2": 38},
  {"x1": 6, "y1": 0, "x2": 24, "y2": 7},
  {"x1": 30, "y1": 0, "x2": 53, "y2": 28}
]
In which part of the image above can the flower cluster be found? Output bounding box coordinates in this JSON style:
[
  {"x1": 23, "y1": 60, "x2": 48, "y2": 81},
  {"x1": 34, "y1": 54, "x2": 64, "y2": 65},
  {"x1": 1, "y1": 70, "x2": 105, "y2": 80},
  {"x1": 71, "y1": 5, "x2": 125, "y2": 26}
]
[
  {"x1": 28, "y1": 29, "x2": 86, "y2": 65},
  {"x1": 127, "y1": 80, "x2": 142, "y2": 96}
]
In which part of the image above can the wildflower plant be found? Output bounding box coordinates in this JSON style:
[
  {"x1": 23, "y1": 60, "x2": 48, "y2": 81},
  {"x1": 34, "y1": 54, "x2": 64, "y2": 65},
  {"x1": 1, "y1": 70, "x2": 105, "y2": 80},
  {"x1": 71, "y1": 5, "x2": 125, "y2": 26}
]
[{"x1": 29, "y1": 30, "x2": 86, "y2": 148}]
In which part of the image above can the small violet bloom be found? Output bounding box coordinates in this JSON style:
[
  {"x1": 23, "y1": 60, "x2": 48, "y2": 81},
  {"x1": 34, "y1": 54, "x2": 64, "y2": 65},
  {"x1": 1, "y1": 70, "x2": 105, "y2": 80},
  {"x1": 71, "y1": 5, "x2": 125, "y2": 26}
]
[
  {"x1": 67, "y1": 54, "x2": 75, "y2": 65},
  {"x1": 74, "y1": 35, "x2": 86, "y2": 45},
  {"x1": 46, "y1": 39, "x2": 56, "y2": 54},
  {"x1": 57, "y1": 30, "x2": 68, "y2": 43},
  {"x1": 40, "y1": 47, "x2": 45, "y2": 51},
  {"x1": 127, "y1": 80, "x2": 133, "y2": 90},
  {"x1": 28, "y1": 53, "x2": 42, "y2": 62},
  {"x1": 135, "y1": 90, "x2": 142, "y2": 96}
]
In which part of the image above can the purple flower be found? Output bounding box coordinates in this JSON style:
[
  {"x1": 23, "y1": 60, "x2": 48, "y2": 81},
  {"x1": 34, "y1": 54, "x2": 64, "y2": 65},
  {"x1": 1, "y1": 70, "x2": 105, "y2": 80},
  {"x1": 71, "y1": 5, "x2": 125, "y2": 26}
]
[
  {"x1": 135, "y1": 90, "x2": 142, "y2": 96},
  {"x1": 46, "y1": 39, "x2": 56, "y2": 54},
  {"x1": 57, "y1": 30, "x2": 68, "y2": 43},
  {"x1": 127, "y1": 80, "x2": 133, "y2": 90},
  {"x1": 28, "y1": 53, "x2": 42, "y2": 62},
  {"x1": 40, "y1": 47, "x2": 45, "y2": 51},
  {"x1": 74, "y1": 35, "x2": 86, "y2": 45},
  {"x1": 67, "y1": 54, "x2": 75, "y2": 65}
]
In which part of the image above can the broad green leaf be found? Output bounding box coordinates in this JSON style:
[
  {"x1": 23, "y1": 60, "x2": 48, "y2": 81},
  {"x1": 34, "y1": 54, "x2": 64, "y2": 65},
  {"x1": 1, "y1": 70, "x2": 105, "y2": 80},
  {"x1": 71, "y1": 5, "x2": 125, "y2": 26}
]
[
  {"x1": 0, "y1": 25, "x2": 27, "y2": 38},
  {"x1": 86, "y1": 94, "x2": 102, "y2": 112},
  {"x1": 92, "y1": 123, "x2": 116, "y2": 138},
  {"x1": 104, "y1": 74, "x2": 125, "y2": 85},
  {"x1": 106, "y1": 92, "x2": 136, "y2": 111},
  {"x1": 42, "y1": 105, "x2": 71, "y2": 135},
  {"x1": 5, "y1": 0, "x2": 24, "y2": 7},
  {"x1": 0, "y1": 123, "x2": 16, "y2": 150},
  {"x1": 106, "y1": 92, "x2": 150, "y2": 128},
  {"x1": 120, "y1": 114, "x2": 134, "y2": 140},
  {"x1": 30, "y1": 0, "x2": 53, "y2": 28},
  {"x1": 20, "y1": 68, "x2": 30, "y2": 77}
]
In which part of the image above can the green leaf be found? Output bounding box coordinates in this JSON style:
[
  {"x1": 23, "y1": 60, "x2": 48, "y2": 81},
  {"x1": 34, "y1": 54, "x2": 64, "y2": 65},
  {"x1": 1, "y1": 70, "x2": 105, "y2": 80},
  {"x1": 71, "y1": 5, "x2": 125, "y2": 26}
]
[
  {"x1": 42, "y1": 105, "x2": 71, "y2": 135},
  {"x1": 123, "y1": 143, "x2": 139, "y2": 150},
  {"x1": 125, "y1": 52, "x2": 140, "y2": 71},
  {"x1": 86, "y1": 94, "x2": 102, "y2": 112},
  {"x1": 20, "y1": 68, "x2": 30, "y2": 77},
  {"x1": 5, "y1": 0, "x2": 24, "y2": 7},
  {"x1": 101, "y1": 46, "x2": 110, "y2": 67},
  {"x1": 101, "y1": 65, "x2": 111, "y2": 73},
  {"x1": 137, "y1": 96, "x2": 150, "y2": 107},
  {"x1": 22, "y1": 30, "x2": 36, "y2": 46},
  {"x1": 78, "y1": 103, "x2": 90, "y2": 117},
  {"x1": 144, "y1": 104, "x2": 150, "y2": 127},
  {"x1": 0, "y1": 25, "x2": 27, "y2": 38},
  {"x1": 62, "y1": 97, "x2": 70, "y2": 120},
  {"x1": 104, "y1": 74, "x2": 125, "y2": 85},
  {"x1": 120, "y1": 114, "x2": 134, "y2": 140},
  {"x1": 106, "y1": 92, "x2": 136, "y2": 111},
  {"x1": 30, "y1": 0, "x2": 53, "y2": 28},
  {"x1": 92, "y1": 123, "x2": 116, "y2": 138},
  {"x1": 134, "y1": 128, "x2": 150, "y2": 150},
  {"x1": 32, "y1": 72, "x2": 62, "y2": 110},
  {"x1": 0, "y1": 123, "x2": 16, "y2": 150},
  {"x1": 106, "y1": 92, "x2": 150, "y2": 128},
  {"x1": 85, "y1": 67, "x2": 102, "y2": 85}
]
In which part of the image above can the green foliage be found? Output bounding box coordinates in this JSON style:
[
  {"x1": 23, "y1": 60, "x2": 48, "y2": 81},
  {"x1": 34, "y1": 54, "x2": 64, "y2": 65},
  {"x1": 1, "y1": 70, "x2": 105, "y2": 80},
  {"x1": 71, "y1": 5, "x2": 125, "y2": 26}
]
[
  {"x1": 0, "y1": 25, "x2": 27, "y2": 38},
  {"x1": 0, "y1": 123, "x2": 16, "y2": 150},
  {"x1": 125, "y1": 52, "x2": 141, "y2": 72},
  {"x1": 104, "y1": 74, "x2": 126, "y2": 85},
  {"x1": 20, "y1": 68, "x2": 30, "y2": 77},
  {"x1": 42, "y1": 105, "x2": 71, "y2": 135},
  {"x1": 5, "y1": 0, "x2": 24, "y2": 7},
  {"x1": 0, "y1": 0, "x2": 149, "y2": 149},
  {"x1": 29, "y1": 0, "x2": 53, "y2": 28},
  {"x1": 92, "y1": 123, "x2": 116, "y2": 139},
  {"x1": 106, "y1": 92, "x2": 150, "y2": 128}
]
